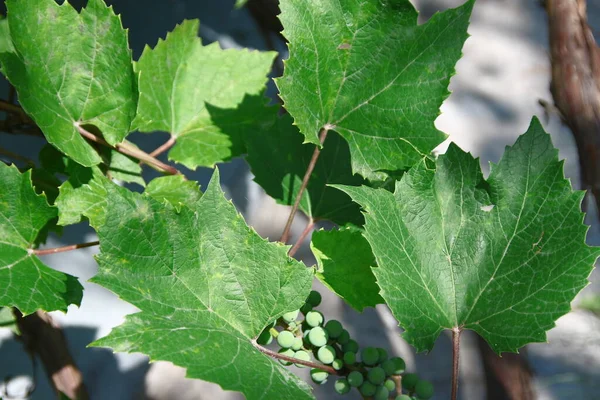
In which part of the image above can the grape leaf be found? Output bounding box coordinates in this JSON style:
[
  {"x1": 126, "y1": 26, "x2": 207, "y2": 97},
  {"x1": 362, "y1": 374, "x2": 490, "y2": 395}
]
[
  {"x1": 221, "y1": 94, "x2": 365, "y2": 226},
  {"x1": 0, "y1": 163, "x2": 82, "y2": 314},
  {"x1": 89, "y1": 168, "x2": 314, "y2": 400},
  {"x1": 0, "y1": 17, "x2": 14, "y2": 55},
  {"x1": 336, "y1": 118, "x2": 599, "y2": 353},
  {"x1": 144, "y1": 175, "x2": 202, "y2": 212},
  {"x1": 55, "y1": 163, "x2": 112, "y2": 226},
  {"x1": 0, "y1": 0, "x2": 136, "y2": 167},
  {"x1": 312, "y1": 227, "x2": 383, "y2": 311},
  {"x1": 277, "y1": 0, "x2": 474, "y2": 180},
  {"x1": 131, "y1": 19, "x2": 276, "y2": 170},
  {"x1": 99, "y1": 147, "x2": 145, "y2": 187}
]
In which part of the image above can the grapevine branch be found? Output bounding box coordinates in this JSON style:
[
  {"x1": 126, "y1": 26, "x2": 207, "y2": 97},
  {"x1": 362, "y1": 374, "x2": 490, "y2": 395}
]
[
  {"x1": 288, "y1": 219, "x2": 315, "y2": 258},
  {"x1": 451, "y1": 327, "x2": 461, "y2": 400},
  {"x1": 75, "y1": 124, "x2": 180, "y2": 176},
  {"x1": 251, "y1": 340, "x2": 338, "y2": 374},
  {"x1": 15, "y1": 310, "x2": 89, "y2": 400},
  {"x1": 30, "y1": 241, "x2": 100, "y2": 256},
  {"x1": 279, "y1": 127, "x2": 329, "y2": 244}
]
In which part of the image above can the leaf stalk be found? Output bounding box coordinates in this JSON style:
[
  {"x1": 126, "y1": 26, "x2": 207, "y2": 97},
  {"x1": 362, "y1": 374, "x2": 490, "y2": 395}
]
[
  {"x1": 76, "y1": 124, "x2": 180, "y2": 176},
  {"x1": 451, "y1": 327, "x2": 461, "y2": 400},
  {"x1": 31, "y1": 240, "x2": 100, "y2": 256},
  {"x1": 279, "y1": 127, "x2": 329, "y2": 244},
  {"x1": 251, "y1": 339, "x2": 338, "y2": 374}
]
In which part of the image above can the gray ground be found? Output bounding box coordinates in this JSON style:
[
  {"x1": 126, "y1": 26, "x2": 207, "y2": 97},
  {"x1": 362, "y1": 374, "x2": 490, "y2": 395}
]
[{"x1": 1, "y1": 0, "x2": 599, "y2": 399}]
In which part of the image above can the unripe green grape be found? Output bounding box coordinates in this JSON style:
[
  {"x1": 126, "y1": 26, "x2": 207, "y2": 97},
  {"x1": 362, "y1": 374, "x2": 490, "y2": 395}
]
[
  {"x1": 377, "y1": 348, "x2": 388, "y2": 363},
  {"x1": 342, "y1": 339, "x2": 358, "y2": 354},
  {"x1": 282, "y1": 309, "x2": 299, "y2": 323},
  {"x1": 277, "y1": 330, "x2": 295, "y2": 348},
  {"x1": 305, "y1": 310, "x2": 324, "y2": 328},
  {"x1": 307, "y1": 290, "x2": 322, "y2": 307},
  {"x1": 308, "y1": 326, "x2": 328, "y2": 347},
  {"x1": 278, "y1": 348, "x2": 295, "y2": 366},
  {"x1": 343, "y1": 351, "x2": 356, "y2": 365},
  {"x1": 310, "y1": 368, "x2": 329, "y2": 384},
  {"x1": 374, "y1": 385, "x2": 390, "y2": 400},
  {"x1": 361, "y1": 347, "x2": 380, "y2": 366},
  {"x1": 415, "y1": 380, "x2": 434, "y2": 399},
  {"x1": 287, "y1": 321, "x2": 297, "y2": 330},
  {"x1": 336, "y1": 329, "x2": 350, "y2": 344},
  {"x1": 291, "y1": 337, "x2": 303, "y2": 351},
  {"x1": 256, "y1": 328, "x2": 273, "y2": 345},
  {"x1": 359, "y1": 381, "x2": 377, "y2": 397},
  {"x1": 332, "y1": 358, "x2": 343, "y2": 370},
  {"x1": 396, "y1": 396, "x2": 412, "y2": 400},
  {"x1": 317, "y1": 345, "x2": 336, "y2": 364},
  {"x1": 402, "y1": 373, "x2": 419, "y2": 390},
  {"x1": 347, "y1": 370, "x2": 364, "y2": 387},
  {"x1": 293, "y1": 350, "x2": 311, "y2": 368},
  {"x1": 367, "y1": 367, "x2": 386, "y2": 385},
  {"x1": 334, "y1": 378, "x2": 351, "y2": 395},
  {"x1": 300, "y1": 302, "x2": 313, "y2": 315},
  {"x1": 384, "y1": 379, "x2": 396, "y2": 391},
  {"x1": 382, "y1": 357, "x2": 406, "y2": 375},
  {"x1": 324, "y1": 320, "x2": 343, "y2": 338}
]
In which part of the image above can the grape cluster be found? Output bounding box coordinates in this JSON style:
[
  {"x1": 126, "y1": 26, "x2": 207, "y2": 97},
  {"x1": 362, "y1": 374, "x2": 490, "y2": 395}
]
[{"x1": 256, "y1": 290, "x2": 434, "y2": 399}]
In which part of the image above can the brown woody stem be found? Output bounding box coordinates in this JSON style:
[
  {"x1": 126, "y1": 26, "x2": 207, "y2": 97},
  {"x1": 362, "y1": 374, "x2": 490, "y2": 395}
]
[
  {"x1": 76, "y1": 124, "x2": 180, "y2": 176},
  {"x1": 451, "y1": 327, "x2": 462, "y2": 400},
  {"x1": 31, "y1": 241, "x2": 100, "y2": 256},
  {"x1": 279, "y1": 127, "x2": 329, "y2": 244},
  {"x1": 15, "y1": 310, "x2": 89, "y2": 399},
  {"x1": 288, "y1": 219, "x2": 315, "y2": 258},
  {"x1": 251, "y1": 340, "x2": 337, "y2": 374}
]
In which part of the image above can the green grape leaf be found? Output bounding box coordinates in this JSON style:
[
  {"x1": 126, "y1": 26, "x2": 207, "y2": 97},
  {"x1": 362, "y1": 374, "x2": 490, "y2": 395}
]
[
  {"x1": 90, "y1": 168, "x2": 314, "y2": 400},
  {"x1": 227, "y1": 95, "x2": 365, "y2": 226},
  {"x1": 277, "y1": 0, "x2": 474, "y2": 180},
  {"x1": 0, "y1": 163, "x2": 82, "y2": 314},
  {"x1": 312, "y1": 227, "x2": 383, "y2": 311},
  {"x1": 336, "y1": 118, "x2": 599, "y2": 353},
  {"x1": 0, "y1": 17, "x2": 15, "y2": 55},
  {"x1": 132, "y1": 19, "x2": 276, "y2": 169},
  {"x1": 99, "y1": 145, "x2": 145, "y2": 187},
  {"x1": 0, "y1": 0, "x2": 136, "y2": 167},
  {"x1": 55, "y1": 163, "x2": 112, "y2": 226},
  {"x1": 144, "y1": 175, "x2": 202, "y2": 212}
]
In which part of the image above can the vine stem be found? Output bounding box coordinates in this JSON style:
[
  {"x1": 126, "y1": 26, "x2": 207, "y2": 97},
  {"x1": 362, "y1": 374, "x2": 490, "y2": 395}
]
[
  {"x1": 288, "y1": 219, "x2": 315, "y2": 258},
  {"x1": 451, "y1": 327, "x2": 462, "y2": 400},
  {"x1": 149, "y1": 135, "x2": 176, "y2": 157},
  {"x1": 30, "y1": 241, "x2": 100, "y2": 256},
  {"x1": 75, "y1": 124, "x2": 180, "y2": 176},
  {"x1": 279, "y1": 127, "x2": 329, "y2": 244},
  {"x1": 251, "y1": 340, "x2": 338, "y2": 374}
]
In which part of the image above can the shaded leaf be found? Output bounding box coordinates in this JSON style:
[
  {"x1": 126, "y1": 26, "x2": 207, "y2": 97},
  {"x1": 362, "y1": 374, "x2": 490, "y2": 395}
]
[
  {"x1": 225, "y1": 94, "x2": 365, "y2": 226},
  {"x1": 312, "y1": 227, "x2": 383, "y2": 311}
]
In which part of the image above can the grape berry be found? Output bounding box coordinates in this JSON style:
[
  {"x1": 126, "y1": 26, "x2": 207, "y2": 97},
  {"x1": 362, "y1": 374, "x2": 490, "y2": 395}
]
[{"x1": 256, "y1": 290, "x2": 433, "y2": 399}]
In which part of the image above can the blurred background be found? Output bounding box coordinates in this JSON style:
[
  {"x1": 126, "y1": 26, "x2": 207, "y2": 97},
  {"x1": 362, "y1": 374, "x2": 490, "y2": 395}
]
[{"x1": 0, "y1": 0, "x2": 599, "y2": 399}]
